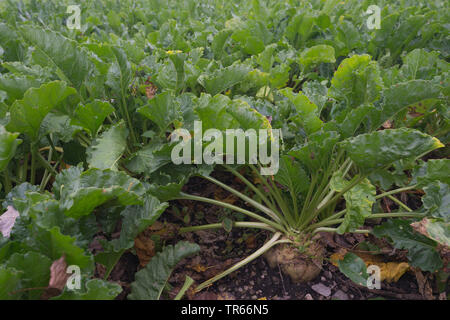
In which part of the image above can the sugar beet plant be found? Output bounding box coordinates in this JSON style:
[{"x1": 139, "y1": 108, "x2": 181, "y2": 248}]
[{"x1": 0, "y1": 0, "x2": 449, "y2": 299}]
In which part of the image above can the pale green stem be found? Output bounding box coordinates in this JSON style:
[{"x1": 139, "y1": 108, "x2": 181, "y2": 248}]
[
  {"x1": 386, "y1": 194, "x2": 412, "y2": 212},
  {"x1": 195, "y1": 232, "x2": 291, "y2": 292},
  {"x1": 178, "y1": 192, "x2": 285, "y2": 232},
  {"x1": 179, "y1": 222, "x2": 277, "y2": 233},
  {"x1": 200, "y1": 175, "x2": 282, "y2": 224}
]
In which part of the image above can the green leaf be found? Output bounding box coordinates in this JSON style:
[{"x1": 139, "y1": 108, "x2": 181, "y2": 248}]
[
  {"x1": 373, "y1": 80, "x2": 442, "y2": 130},
  {"x1": 0, "y1": 266, "x2": 22, "y2": 300},
  {"x1": 231, "y1": 29, "x2": 264, "y2": 55},
  {"x1": 411, "y1": 218, "x2": 450, "y2": 247},
  {"x1": 411, "y1": 159, "x2": 450, "y2": 187},
  {"x1": 373, "y1": 219, "x2": 443, "y2": 272},
  {"x1": 0, "y1": 74, "x2": 42, "y2": 104},
  {"x1": 71, "y1": 100, "x2": 115, "y2": 137},
  {"x1": 19, "y1": 26, "x2": 94, "y2": 90},
  {"x1": 128, "y1": 241, "x2": 200, "y2": 300},
  {"x1": 87, "y1": 121, "x2": 128, "y2": 171},
  {"x1": 0, "y1": 126, "x2": 21, "y2": 172},
  {"x1": 137, "y1": 91, "x2": 181, "y2": 133},
  {"x1": 342, "y1": 128, "x2": 444, "y2": 173},
  {"x1": 106, "y1": 47, "x2": 133, "y2": 100},
  {"x1": 53, "y1": 166, "x2": 145, "y2": 219},
  {"x1": 331, "y1": 175, "x2": 376, "y2": 234},
  {"x1": 52, "y1": 279, "x2": 122, "y2": 300},
  {"x1": 5, "y1": 252, "x2": 52, "y2": 299},
  {"x1": 117, "y1": 195, "x2": 168, "y2": 249},
  {"x1": 198, "y1": 64, "x2": 251, "y2": 96},
  {"x1": 289, "y1": 130, "x2": 340, "y2": 171},
  {"x1": 329, "y1": 54, "x2": 383, "y2": 108},
  {"x1": 423, "y1": 182, "x2": 449, "y2": 221},
  {"x1": 227, "y1": 99, "x2": 272, "y2": 131},
  {"x1": 399, "y1": 49, "x2": 444, "y2": 81},
  {"x1": 338, "y1": 253, "x2": 369, "y2": 287},
  {"x1": 6, "y1": 81, "x2": 76, "y2": 140},
  {"x1": 194, "y1": 94, "x2": 234, "y2": 131},
  {"x1": 26, "y1": 225, "x2": 93, "y2": 270},
  {"x1": 299, "y1": 45, "x2": 335, "y2": 70},
  {"x1": 275, "y1": 155, "x2": 309, "y2": 196}
]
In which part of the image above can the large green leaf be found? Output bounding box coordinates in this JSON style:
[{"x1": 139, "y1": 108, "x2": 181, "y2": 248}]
[
  {"x1": 137, "y1": 92, "x2": 181, "y2": 133},
  {"x1": 0, "y1": 126, "x2": 21, "y2": 172},
  {"x1": 6, "y1": 81, "x2": 76, "y2": 140},
  {"x1": 275, "y1": 155, "x2": 309, "y2": 196},
  {"x1": 342, "y1": 128, "x2": 443, "y2": 172},
  {"x1": 411, "y1": 159, "x2": 450, "y2": 187},
  {"x1": 53, "y1": 167, "x2": 145, "y2": 218},
  {"x1": 0, "y1": 74, "x2": 42, "y2": 104},
  {"x1": 372, "y1": 80, "x2": 442, "y2": 130},
  {"x1": 299, "y1": 44, "x2": 336, "y2": 70},
  {"x1": 128, "y1": 241, "x2": 200, "y2": 300},
  {"x1": 106, "y1": 46, "x2": 133, "y2": 101},
  {"x1": 399, "y1": 49, "x2": 446, "y2": 81},
  {"x1": 198, "y1": 64, "x2": 251, "y2": 96},
  {"x1": 5, "y1": 252, "x2": 52, "y2": 299},
  {"x1": 373, "y1": 219, "x2": 443, "y2": 272},
  {"x1": 328, "y1": 54, "x2": 383, "y2": 108},
  {"x1": 422, "y1": 182, "x2": 449, "y2": 221},
  {"x1": 227, "y1": 99, "x2": 272, "y2": 131},
  {"x1": 96, "y1": 195, "x2": 168, "y2": 276},
  {"x1": 0, "y1": 266, "x2": 22, "y2": 300},
  {"x1": 71, "y1": 100, "x2": 115, "y2": 137},
  {"x1": 20, "y1": 26, "x2": 94, "y2": 90},
  {"x1": 194, "y1": 93, "x2": 234, "y2": 131},
  {"x1": 25, "y1": 225, "x2": 93, "y2": 270},
  {"x1": 87, "y1": 121, "x2": 128, "y2": 171}
]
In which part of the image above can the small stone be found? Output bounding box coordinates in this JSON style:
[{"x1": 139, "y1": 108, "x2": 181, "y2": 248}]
[
  {"x1": 321, "y1": 276, "x2": 326, "y2": 281},
  {"x1": 324, "y1": 271, "x2": 332, "y2": 279},
  {"x1": 218, "y1": 285, "x2": 227, "y2": 292},
  {"x1": 311, "y1": 283, "x2": 331, "y2": 297},
  {"x1": 251, "y1": 295, "x2": 257, "y2": 299},
  {"x1": 249, "y1": 280, "x2": 255, "y2": 286},
  {"x1": 332, "y1": 290, "x2": 349, "y2": 300},
  {"x1": 304, "y1": 293, "x2": 314, "y2": 300}
]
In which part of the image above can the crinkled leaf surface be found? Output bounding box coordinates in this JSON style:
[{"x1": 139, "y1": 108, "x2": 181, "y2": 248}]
[
  {"x1": 422, "y1": 182, "x2": 449, "y2": 221},
  {"x1": 53, "y1": 167, "x2": 145, "y2": 218},
  {"x1": 373, "y1": 219, "x2": 442, "y2": 272},
  {"x1": 71, "y1": 100, "x2": 114, "y2": 137},
  {"x1": 128, "y1": 241, "x2": 200, "y2": 300},
  {"x1": 342, "y1": 128, "x2": 443, "y2": 173},
  {"x1": 87, "y1": 121, "x2": 128, "y2": 171},
  {"x1": 20, "y1": 26, "x2": 94, "y2": 90},
  {"x1": 6, "y1": 81, "x2": 76, "y2": 140},
  {"x1": 137, "y1": 91, "x2": 181, "y2": 133},
  {"x1": 328, "y1": 54, "x2": 383, "y2": 108},
  {"x1": 0, "y1": 126, "x2": 21, "y2": 172}
]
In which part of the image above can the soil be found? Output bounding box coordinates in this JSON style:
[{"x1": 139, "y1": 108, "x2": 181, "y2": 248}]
[{"x1": 98, "y1": 169, "x2": 447, "y2": 300}]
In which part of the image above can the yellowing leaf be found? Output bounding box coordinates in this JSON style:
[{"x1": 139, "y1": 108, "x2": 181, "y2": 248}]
[{"x1": 330, "y1": 250, "x2": 410, "y2": 283}]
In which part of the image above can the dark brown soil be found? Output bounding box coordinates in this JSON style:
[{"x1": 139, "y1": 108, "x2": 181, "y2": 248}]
[{"x1": 102, "y1": 169, "x2": 447, "y2": 300}]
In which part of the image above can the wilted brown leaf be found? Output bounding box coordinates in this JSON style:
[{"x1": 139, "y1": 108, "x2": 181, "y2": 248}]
[
  {"x1": 134, "y1": 234, "x2": 156, "y2": 267},
  {"x1": 0, "y1": 206, "x2": 19, "y2": 238},
  {"x1": 41, "y1": 256, "x2": 69, "y2": 299}
]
